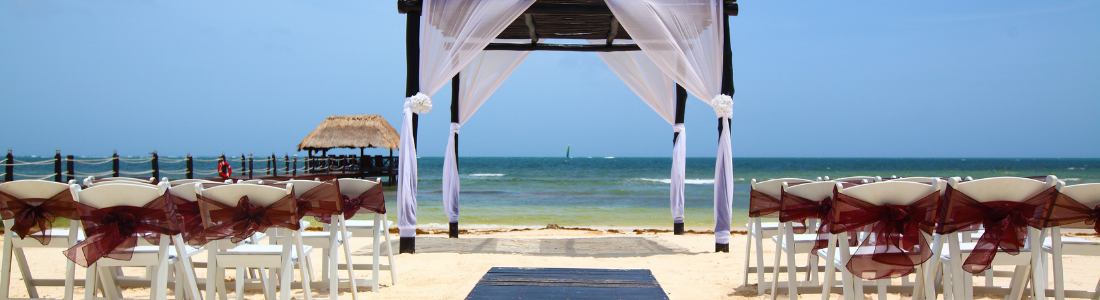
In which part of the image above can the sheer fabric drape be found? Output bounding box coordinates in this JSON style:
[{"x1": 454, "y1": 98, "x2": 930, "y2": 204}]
[
  {"x1": 399, "y1": 0, "x2": 534, "y2": 238},
  {"x1": 606, "y1": 0, "x2": 732, "y2": 243},
  {"x1": 595, "y1": 48, "x2": 686, "y2": 224},
  {"x1": 443, "y1": 50, "x2": 530, "y2": 223}
]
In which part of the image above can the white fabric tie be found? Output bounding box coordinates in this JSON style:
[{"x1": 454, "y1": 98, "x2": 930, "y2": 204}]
[
  {"x1": 673, "y1": 123, "x2": 685, "y2": 133},
  {"x1": 450, "y1": 122, "x2": 460, "y2": 134}
]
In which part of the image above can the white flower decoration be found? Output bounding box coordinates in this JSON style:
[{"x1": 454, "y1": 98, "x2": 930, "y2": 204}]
[
  {"x1": 710, "y1": 94, "x2": 733, "y2": 118},
  {"x1": 406, "y1": 92, "x2": 433, "y2": 114}
]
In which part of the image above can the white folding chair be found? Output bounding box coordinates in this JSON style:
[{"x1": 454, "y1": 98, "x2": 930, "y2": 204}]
[
  {"x1": 1042, "y1": 183, "x2": 1100, "y2": 300},
  {"x1": 269, "y1": 180, "x2": 359, "y2": 299},
  {"x1": 83, "y1": 176, "x2": 155, "y2": 187},
  {"x1": 72, "y1": 182, "x2": 202, "y2": 300},
  {"x1": 0, "y1": 180, "x2": 82, "y2": 300},
  {"x1": 769, "y1": 181, "x2": 837, "y2": 300},
  {"x1": 743, "y1": 178, "x2": 813, "y2": 295},
  {"x1": 819, "y1": 180, "x2": 942, "y2": 300},
  {"x1": 198, "y1": 183, "x2": 313, "y2": 300},
  {"x1": 832, "y1": 176, "x2": 882, "y2": 185},
  {"x1": 337, "y1": 178, "x2": 395, "y2": 291},
  {"x1": 932, "y1": 176, "x2": 1057, "y2": 300}
]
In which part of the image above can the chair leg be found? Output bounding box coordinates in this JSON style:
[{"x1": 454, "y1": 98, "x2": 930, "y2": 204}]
[
  {"x1": 295, "y1": 230, "x2": 313, "y2": 300},
  {"x1": 264, "y1": 268, "x2": 276, "y2": 300},
  {"x1": 83, "y1": 263, "x2": 98, "y2": 300},
  {"x1": 373, "y1": 214, "x2": 382, "y2": 292},
  {"x1": 382, "y1": 214, "x2": 396, "y2": 285},
  {"x1": 234, "y1": 268, "x2": 245, "y2": 300},
  {"x1": 1007, "y1": 264, "x2": 1031, "y2": 300},
  {"x1": 755, "y1": 221, "x2": 768, "y2": 296},
  {"x1": 769, "y1": 222, "x2": 783, "y2": 300},
  {"x1": 784, "y1": 224, "x2": 799, "y2": 299},
  {"x1": 876, "y1": 278, "x2": 887, "y2": 300},
  {"x1": 98, "y1": 265, "x2": 122, "y2": 300},
  {"x1": 338, "y1": 217, "x2": 359, "y2": 299},
  {"x1": 216, "y1": 266, "x2": 229, "y2": 300},
  {"x1": 206, "y1": 249, "x2": 218, "y2": 300},
  {"x1": 1, "y1": 236, "x2": 14, "y2": 300},
  {"x1": 820, "y1": 238, "x2": 836, "y2": 300},
  {"x1": 279, "y1": 251, "x2": 294, "y2": 300},
  {"x1": 742, "y1": 222, "x2": 753, "y2": 287},
  {"x1": 13, "y1": 247, "x2": 38, "y2": 298}
]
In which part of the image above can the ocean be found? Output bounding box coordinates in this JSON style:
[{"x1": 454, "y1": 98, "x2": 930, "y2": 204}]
[{"x1": 7, "y1": 156, "x2": 1098, "y2": 230}]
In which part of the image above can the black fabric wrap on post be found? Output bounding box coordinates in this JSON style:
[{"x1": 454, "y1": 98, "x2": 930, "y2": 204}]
[{"x1": 402, "y1": 9, "x2": 421, "y2": 254}]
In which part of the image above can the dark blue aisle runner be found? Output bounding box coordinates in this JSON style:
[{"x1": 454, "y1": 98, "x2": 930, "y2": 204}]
[{"x1": 465, "y1": 267, "x2": 670, "y2": 300}]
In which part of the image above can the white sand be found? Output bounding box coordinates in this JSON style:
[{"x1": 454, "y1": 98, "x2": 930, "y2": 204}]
[{"x1": 2, "y1": 229, "x2": 1098, "y2": 299}]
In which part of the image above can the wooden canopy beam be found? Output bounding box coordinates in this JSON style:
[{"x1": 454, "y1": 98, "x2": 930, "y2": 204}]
[
  {"x1": 485, "y1": 43, "x2": 639, "y2": 52},
  {"x1": 398, "y1": 1, "x2": 738, "y2": 17}
]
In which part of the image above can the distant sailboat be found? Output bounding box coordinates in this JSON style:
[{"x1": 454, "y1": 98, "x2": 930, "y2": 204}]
[{"x1": 566, "y1": 146, "x2": 572, "y2": 162}]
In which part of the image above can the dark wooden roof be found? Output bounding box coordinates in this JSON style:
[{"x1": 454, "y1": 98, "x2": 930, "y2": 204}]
[{"x1": 398, "y1": 0, "x2": 737, "y2": 51}]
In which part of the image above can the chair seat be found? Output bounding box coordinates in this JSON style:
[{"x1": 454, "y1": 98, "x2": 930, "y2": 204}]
[
  {"x1": 773, "y1": 233, "x2": 825, "y2": 253},
  {"x1": 343, "y1": 219, "x2": 393, "y2": 230},
  {"x1": 224, "y1": 244, "x2": 313, "y2": 257},
  {"x1": 1042, "y1": 237, "x2": 1099, "y2": 256},
  {"x1": 95, "y1": 245, "x2": 205, "y2": 267},
  {"x1": 296, "y1": 231, "x2": 353, "y2": 248},
  {"x1": 10, "y1": 229, "x2": 85, "y2": 247},
  {"x1": 940, "y1": 242, "x2": 1033, "y2": 265}
]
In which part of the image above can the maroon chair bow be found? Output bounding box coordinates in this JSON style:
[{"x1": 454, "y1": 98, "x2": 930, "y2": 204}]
[
  {"x1": 0, "y1": 189, "x2": 80, "y2": 245},
  {"x1": 749, "y1": 189, "x2": 783, "y2": 218},
  {"x1": 196, "y1": 194, "x2": 298, "y2": 244},
  {"x1": 62, "y1": 197, "x2": 177, "y2": 267},
  {"x1": 832, "y1": 190, "x2": 939, "y2": 280},
  {"x1": 292, "y1": 180, "x2": 342, "y2": 223},
  {"x1": 778, "y1": 191, "x2": 834, "y2": 251},
  {"x1": 319, "y1": 183, "x2": 385, "y2": 223},
  {"x1": 937, "y1": 185, "x2": 1056, "y2": 273},
  {"x1": 1043, "y1": 192, "x2": 1100, "y2": 234},
  {"x1": 164, "y1": 193, "x2": 206, "y2": 247}
]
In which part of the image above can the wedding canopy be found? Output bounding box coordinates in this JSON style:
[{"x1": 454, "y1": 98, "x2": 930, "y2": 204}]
[{"x1": 395, "y1": 0, "x2": 739, "y2": 254}]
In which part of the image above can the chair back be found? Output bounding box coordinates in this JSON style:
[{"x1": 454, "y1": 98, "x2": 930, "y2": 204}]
[
  {"x1": 1060, "y1": 183, "x2": 1100, "y2": 207},
  {"x1": 168, "y1": 179, "x2": 221, "y2": 187},
  {"x1": 840, "y1": 180, "x2": 940, "y2": 206},
  {"x1": 338, "y1": 178, "x2": 380, "y2": 196},
  {"x1": 279, "y1": 180, "x2": 324, "y2": 198},
  {"x1": 751, "y1": 178, "x2": 814, "y2": 199},
  {"x1": 783, "y1": 181, "x2": 838, "y2": 202},
  {"x1": 199, "y1": 184, "x2": 292, "y2": 207},
  {"x1": 75, "y1": 182, "x2": 165, "y2": 208},
  {"x1": 949, "y1": 176, "x2": 1057, "y2": 203},
  {"x1": 834, "y1": 176, "x2": 881, "y2": 184},
  {"x1": 0, "y1": 180, "x2": 72, "y2": 200},
  {"x1": 169, "y1": 183, "x2": 201, "y2": 202}
]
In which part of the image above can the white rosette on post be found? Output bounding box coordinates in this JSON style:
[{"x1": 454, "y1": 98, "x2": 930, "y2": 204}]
[
  {"x1": 710, "y1": 94, "x2": 734, "y2": 244},
  {"x1": 397, "y1": 93, "x2": 432, "y2": 238}
]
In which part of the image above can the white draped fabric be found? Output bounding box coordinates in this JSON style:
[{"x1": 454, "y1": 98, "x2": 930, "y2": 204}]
[
  {"x1": 594, "y1": 48, "x2": 686, "y2": 224},
  {"x1": 443, "y1": 50, "x2": 530, "y2": 223},
  {"x1": 399, "y1": 0, "x2": 534, "y2": 238},
  {"x1": 606, "y1": 0, "x2": 733, "y2": 243}
]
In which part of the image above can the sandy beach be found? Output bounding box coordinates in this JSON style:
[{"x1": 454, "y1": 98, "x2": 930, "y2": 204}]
[{"x1": 3, "y1": 227, "x2": 1098, "y2": 300}]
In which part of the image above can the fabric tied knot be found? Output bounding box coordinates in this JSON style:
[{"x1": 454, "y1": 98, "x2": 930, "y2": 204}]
[
  {"x1": 450, "y1": 122, "x2": 460, "y2": 134},
  {"x1": 710, "y1": 94, "x2": 733, "y2": 118},
  {"x1": 232, "y1": 196, "x2": 272, "y2": 233},
  {"x1": 406, "y1": 92, "x2": 433, "y2": 114},
  {"x1": 777, "y1": 190, "x2": 834, "y2": 251},
  {"x1": 316, "y1": 183, "x2": 385, "y2": 224},
  {"x1": 63, "y1": 199, "x2": 176, "y2": 268},
  {"x1": 832, "y1": 191, "x2": 939, "y2": 280},
  {"x1": 673, "y1": 123, "x2": 685, "y2": 133},
  {"x1": 0, "y1": 189, "x2": 81, "y2": 245},
  {"x1": 938, "y1": 185, "x2": 1056, "y2": 274},
  {"x1": 195, "y1": 193, "x2": 298, "y2": 245},
  {"x1": 1088, "y1": 205, "x2": 1100, "y2": 233}
]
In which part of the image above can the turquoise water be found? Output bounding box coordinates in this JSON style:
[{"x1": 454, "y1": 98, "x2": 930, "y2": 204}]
[{"x1": 7, "y1": 156, "x2": 1098, "y2": 230}]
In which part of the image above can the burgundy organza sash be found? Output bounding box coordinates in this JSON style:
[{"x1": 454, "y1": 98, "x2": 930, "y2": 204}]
[
  {"x1": 320, "y1": 183, "x2": 385, "y2": 223},
  {"x1": 165, "y1": 193, "x2": 205, "y2": 247},
  {"x1": 832, "y1": 191, "x2": 939, "y2": 280},
  {"x1": 0, "y1": 189, "x2": 80, "y2": 245},
  {"x1": 292, "y1": 180, "x2": 342, "y2": 223},
  {"x1": 196, "y1": 194, "x2": 298, "y2": 244},
  {"x1": 63, "y1": 197, "x2": 176, "y2": 267},
  {"x1": 749, "y1": 190, "x2": 782, "y2": 218},
  {"x1": 937, "y1": 185, "x2": 1056, "y2": 273},
  {"x1": 778, "y1": 191, "x2": 833, "y2": 251},
  {"x1": 1043, "y1": 192, "x2": 1100, "y2": 234}
]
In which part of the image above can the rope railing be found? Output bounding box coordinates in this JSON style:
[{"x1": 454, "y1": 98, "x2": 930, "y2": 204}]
[
  {"x1": 159, "y1": 169, "x2": 188, "y2": 175},
  {"x1": 194, "y1": 170, "x2": 219, "y2": 175},
  {"x1": 119, "y1": 170, "x2": 153, "y2": 175},
  {"x1": 158, "y1": 158, "x2": 186, "y2": 163},
  {"x1": 9, "y1": 159, "x2": 55, "y2": 166},
  {"x1": 15, "y1": 173, "x2": 57, "y2": 181},
  {"x1": 118, "y1": 157, "x2": 153, "y2": 163},
  {"x1": 192, "y1": 158, "x2": 221, "y2": 162},
  {"x1": 75, "y1": 170, "x2": 116, "y2": 177},
  {"x1": 69, "y1": 158, "x2": 115, "y2": 164}
]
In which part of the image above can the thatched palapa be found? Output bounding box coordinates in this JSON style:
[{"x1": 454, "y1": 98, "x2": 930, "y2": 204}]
[{"x1": 298, "y1": 115, "x2": 399, "y2": 151}]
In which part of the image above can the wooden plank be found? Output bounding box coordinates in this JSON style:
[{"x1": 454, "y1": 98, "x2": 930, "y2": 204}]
[{"x1": 466, "y1": 267, "x2": 668, "y2": 300}]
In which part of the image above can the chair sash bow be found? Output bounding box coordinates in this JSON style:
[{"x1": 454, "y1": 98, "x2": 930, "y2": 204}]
[
  {"x1": 937, "y1": 185, "x2": 1055, "y2": 273},
  {"x1": 832, "y1": 191, "x2": 938, "y2": 280},
  {"x1": 197, "y1": 194, "x2": 298, "y2": 244},
  {"x1": 320, "y1": 183, "x2": 385, "y2": 223},
  {"x1": 748, "y1": 190, "x2": 781, "y2": 218},
  {"x1": 1043, "y1": 192, "x2": 1100, "y2": 234},
  {"x1": 777, "y1": 191, "x2": 833, "y2": 251},
  {"x1": 165, "y1": 193, "x2": 205, "y2": 247},
  {"x1": 293, "y1": 181, "x2": 342, "y2": 223},
  {"x1": 63, "y1": 197, "x2": 176, "y2": 267},
  {"x1": 0, "y1": 189, "x2": 80, "y2": 244}
]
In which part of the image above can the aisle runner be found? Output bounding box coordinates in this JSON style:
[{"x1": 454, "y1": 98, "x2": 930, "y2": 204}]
[{"x1": 465, "y1": 267, "x2": 669, "y2": 300}]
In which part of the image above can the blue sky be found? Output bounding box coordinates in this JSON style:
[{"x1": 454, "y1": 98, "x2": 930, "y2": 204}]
[{"x1": 1, "y1": 1, "x2": 1097, "y2": 158}]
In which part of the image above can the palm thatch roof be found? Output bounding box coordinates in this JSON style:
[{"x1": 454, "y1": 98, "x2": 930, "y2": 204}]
[{"x1": 298, "y1": 115, "x2": 399, "y2": 151}]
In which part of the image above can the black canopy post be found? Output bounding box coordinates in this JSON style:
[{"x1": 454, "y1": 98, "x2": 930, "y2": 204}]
[
  {"x1": 4, "y1": 149, "x2": 13, "y2": 182},
  {"x1": 66, "y1": 155, "x2": 74, "y2": 182},
  {"x1": 673, "y1": 84, "x2": 687, "y2": 235},
  {"x1": 715, "y1": 13, "x2": 735, "y2": 254},
  {"x1": 248, "y1": 154, "x2": 254, "y2": 180},
  {"x1": 186, "y1": 153, "x2": 194, "y2": 179},
  {"x1": 450, "y1": 73, "x2": 460, "y2": 238},
  {"x1": 151, "y1": 150, "x2": 159, "y2": 183},
  {"x1": 401, "y1": 8, "x2": 422, "y2": 254}
]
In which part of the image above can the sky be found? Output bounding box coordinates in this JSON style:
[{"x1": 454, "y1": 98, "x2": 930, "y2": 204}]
[{"x1": 1, "y1": 1, "x2": 1097, "y2": 158}]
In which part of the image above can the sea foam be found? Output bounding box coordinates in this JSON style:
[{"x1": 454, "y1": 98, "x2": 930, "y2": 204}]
[
  {"x1": 470, "y1": 173, "x2": 505, "y2": 177},
  {"x1": 637, "y1": 178, "x2": 715, "y2": 185}
]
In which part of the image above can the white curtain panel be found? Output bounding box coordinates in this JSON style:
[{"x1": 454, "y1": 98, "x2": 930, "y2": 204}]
[
  {"x1": 606, "y1": 0, "x2": 733, "y2": 244},
  {"x1": 443, "y1": 50, "x2": 530, "y2": 223},
  {"x1": 594, "y1": 47, "x2": 686, "y2": 224},
  {"x1": 399, "y1": 0, "x2": 534, "y2": 238}
]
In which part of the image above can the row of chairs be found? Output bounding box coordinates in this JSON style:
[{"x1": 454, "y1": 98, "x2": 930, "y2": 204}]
[
  {"x1": 744, "y1": 175, "x2": 1100, "y2": 300},
  {"x1": 0, "y1": 176, "x2": 394, "y2": 300}
]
